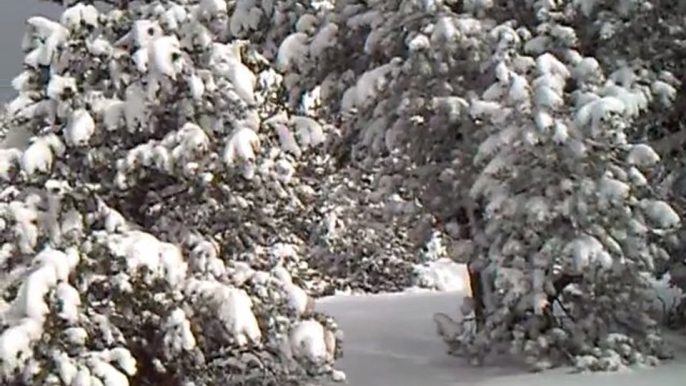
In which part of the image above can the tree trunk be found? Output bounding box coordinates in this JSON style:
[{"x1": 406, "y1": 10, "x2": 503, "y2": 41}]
[
  {"x1": 468, "y1": 262, "x2": 486, "y2": 329},
  {"x1": 463, "y1": 196, "x2": 489, "y2": 330}
]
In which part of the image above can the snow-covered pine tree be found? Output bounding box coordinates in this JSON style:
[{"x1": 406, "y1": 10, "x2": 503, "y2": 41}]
[
  {"x1": 0, "y1": 1, "x2": 346, "y2": 385},
  {"x1": 574, "y1": 0, "x2": 686, "y2": 321},
  {"x1": 275, "y1": 0, "x2": 684, "y2": 372},
  {"x1": 465, "y1": 12, "x2": 681, "y2": 371}
]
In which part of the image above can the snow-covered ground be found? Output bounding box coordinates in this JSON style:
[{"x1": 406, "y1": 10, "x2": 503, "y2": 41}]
[{"x1": 317, "y1": 290, "x2": 686, "y2": 386}]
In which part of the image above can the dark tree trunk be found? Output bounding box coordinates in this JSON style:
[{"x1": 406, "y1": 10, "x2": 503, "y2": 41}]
[{"x1": 468, "y1": 262, "x2": 486, "y2": 329}]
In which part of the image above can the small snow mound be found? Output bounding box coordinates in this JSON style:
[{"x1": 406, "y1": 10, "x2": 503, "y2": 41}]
[{"x1": 413, "y1": 258, "x2": 471, "y2": 293}]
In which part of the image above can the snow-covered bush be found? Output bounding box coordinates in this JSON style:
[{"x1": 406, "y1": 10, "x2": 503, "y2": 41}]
[
  {"x1": 273, "y1": 0, "x2": 685, "y2": 372},
  {"x1": 0, "y1": 1, "x2": 346, "y2": 385}
]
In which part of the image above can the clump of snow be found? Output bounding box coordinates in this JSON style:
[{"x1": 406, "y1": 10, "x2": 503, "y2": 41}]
[
  {"x1": 65, "y1": 108, "x2": 96, "y2": 147},
  {"x1": 46, "y1": 74, "x2": 77, "y2": 101},
  {"x1": 277, "y1": 32, "x2": 310, "y2": 72},
  {"x1": 163, "y1": 308, "x2": 197, "y2": 354},
  {"x1": 0, "y1": 148, "x2": 21, "y2": 180},
  {"x1": 223, "y1": 127, "x2": 261, "y2": 166},
  {"x1": 627, "y1": 144, "x2": 660, "y2": 168},
  {"x1": 566, "y1": 234, "x2": 613, "y2": 272},
  {"x1": 60, "y1": 3, "x2": 99, "y2": 31},
  {"x1": 0, "y1": 247, "x2": 80, "y2": 377},
  {"x1": 0, "y1": 318, "x2": 44, "y2": 379},
  {"x1": 414, "y1": 258, "x2": 471, "y2": 292},
  {"x1": 20, "y1": 134, "x2": 64, "y2": 178},
  {"x1": 185, "y1": 279, "x2": 261, "y2": 347},
  {"x1": 103, "y1": 230, "x2": 188, "y2": 288},
  {"x1": 272, "y1": 265, "x2": 314, "y2": 317},
  {"x1": 290, "y1": 319, "x2": 333, "y2": 364},
  {"x1": 22, "y1": 16, "x2": 69, "y2": 68},
  {"x1": 640, "y1": 200, "x2": 681, "y2": 229}
]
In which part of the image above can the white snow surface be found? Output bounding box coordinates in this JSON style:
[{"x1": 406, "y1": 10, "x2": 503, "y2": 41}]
[{"x1": 317, "y1": 291, "x2": 686, "y2": 386}]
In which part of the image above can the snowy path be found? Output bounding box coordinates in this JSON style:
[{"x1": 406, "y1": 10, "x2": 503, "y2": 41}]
[{"x1": 317, "y1": 291, "x2": 686, "y2": 386}]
